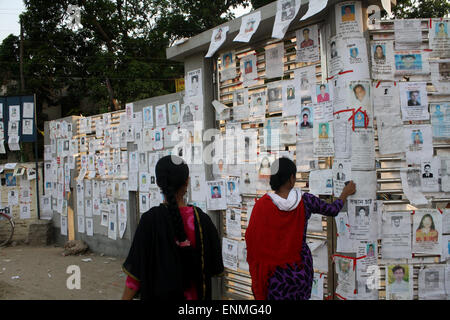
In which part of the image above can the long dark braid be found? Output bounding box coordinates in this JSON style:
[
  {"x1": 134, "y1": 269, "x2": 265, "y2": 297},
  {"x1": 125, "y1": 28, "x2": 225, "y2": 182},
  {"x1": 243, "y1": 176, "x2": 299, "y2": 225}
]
[{"x1": 155, "y1": 155, "x2": 189, "y2": 242}]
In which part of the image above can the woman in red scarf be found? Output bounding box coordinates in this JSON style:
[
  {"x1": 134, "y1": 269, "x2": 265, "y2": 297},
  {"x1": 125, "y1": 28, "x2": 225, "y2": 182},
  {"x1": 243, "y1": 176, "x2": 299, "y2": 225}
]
[{"x1": 245, "y1": 158, "x2": 356, "y2": 300}]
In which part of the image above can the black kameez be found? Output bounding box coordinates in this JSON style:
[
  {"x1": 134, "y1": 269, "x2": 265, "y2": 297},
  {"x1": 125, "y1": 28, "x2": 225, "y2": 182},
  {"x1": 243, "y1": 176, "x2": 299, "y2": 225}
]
[{"x1": 122, "y1": 205, "x2": 224, "y2": 300}]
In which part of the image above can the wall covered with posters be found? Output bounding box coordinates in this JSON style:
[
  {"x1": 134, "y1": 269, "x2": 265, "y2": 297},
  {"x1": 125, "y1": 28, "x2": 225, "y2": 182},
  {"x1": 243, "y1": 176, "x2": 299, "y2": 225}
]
[
  {"x1": 167, "y1": 0, "x2": 450, "y2": 300},
  {"x1": 43, "y1": 92, "x2": 195, "y2": 257},
  {"x1": 0, "y1": 162, "x2": 43, "y2": 243}
]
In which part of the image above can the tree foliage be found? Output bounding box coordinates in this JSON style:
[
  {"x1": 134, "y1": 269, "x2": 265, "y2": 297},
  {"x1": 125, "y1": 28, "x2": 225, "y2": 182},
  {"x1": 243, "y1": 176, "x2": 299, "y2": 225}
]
[
  {"x1": 250, "y1": 0, "x2": 274, "y2": 10},
  {"x1": 0, "y1": 0, "x2": 249, "y2": 119},
  {"x1": 391, "y1": 0, "x2": 450, "y2": 19}
]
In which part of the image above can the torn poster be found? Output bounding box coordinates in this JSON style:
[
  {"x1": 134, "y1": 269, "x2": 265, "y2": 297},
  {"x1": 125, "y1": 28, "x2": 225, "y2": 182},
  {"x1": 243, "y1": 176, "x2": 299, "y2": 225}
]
[
  {"x1": 377, "y1": 114, "x2": 405, "y2": 155},
  {"x1": 296, "y1": 24, "x2": 320, "y2": 63},
  {"x1": 385, "y1": 264, "x2": 413, "y2": 300},
  {"x1": 222, "y1": 237, "x2": 238, "y2": 271},
  {"x1": 430, "y1": 102, "x2": 450, "y2": 139},
  {"x1": 420, "y1": 157, "x2": 440, "y2": 192},
  {"x1": 334, "y1": 255, "x2": 356, "y2": 300},
  {"x1": 313, "y1": 121, "x2": 334, "y2": 157},
  {"x1": 335, "y1": 212, "x2": 355, "y2": 253},
  {"x1": 206, "y1": 180, "x2": 227, "y2": 211},
  {"x1": 309, "y1": 169, "x2": 333, "y2": 196},
  {"x1": 272, "y1": 0, "x2": 301, "y2": 40},
  {"x1": 400, "y1": 168, "x2": 428, "y2": 206},
  {"x1": 332, "y1": 159, "x2": 351, "y2": 196},
  {"x1": 240, "y1": 54, "x2": 258, "y2": 87},
  {"x1": 403, "y1": 124, "x2": 433, "y2": 164},
  {"x1": 335, "y1": 1, "x2": 363, "y2": 38},
  {"x1": 351, "y1": 129, "x2": 375, "y2": 171},
  {"x1": 234, "y1": 11, "x2": 261, "y2": 43},
  {"x1": 428, "y1": 19, "x2": 450, "y2": 58},
  {"x1": 412, "y1": 209, "x2": 442, "y2": 255},
  {"x1": 265, "y1": 42, "x2": 284, "y2": 79},
  {"x1": 418, "y1": 264, "x2": 446, "y2": 300},
  {"x1": 394, "y1": 19, "x2": 422, "y2": 50},
  {"x1": 220, "y1": 51, "x2": 237, "y2": 82},
  {"x1": 394, "y1": 50, "x2": 430, "y2": 75},
  {"x1": 371, "y1": 41, "x2": 395, "y2": 80},
  {"x1": 381, "y1": 211, "x2": 412, "y2": 259},
  {"x1": 300, "y1": 0, "x2": 327, "y2": 21},
  {"x1": 205, "y1": 26, "x2": 229, "y2": 58},
  {"x1": 226, "y1": 207, "x2": 242, "y2": 239}
]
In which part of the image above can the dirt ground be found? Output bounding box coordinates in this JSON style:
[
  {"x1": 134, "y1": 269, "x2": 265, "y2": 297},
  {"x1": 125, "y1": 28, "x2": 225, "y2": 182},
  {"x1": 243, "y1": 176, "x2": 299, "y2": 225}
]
[{"x1": 0, "y1": 245, "x2": 125, "y2": 300}]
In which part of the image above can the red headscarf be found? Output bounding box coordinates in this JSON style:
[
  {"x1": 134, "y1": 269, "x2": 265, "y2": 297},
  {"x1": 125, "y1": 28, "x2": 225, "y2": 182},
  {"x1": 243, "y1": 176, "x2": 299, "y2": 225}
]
[{"x1": 245, "y1": 194, "x2": 305, "y2": 300}]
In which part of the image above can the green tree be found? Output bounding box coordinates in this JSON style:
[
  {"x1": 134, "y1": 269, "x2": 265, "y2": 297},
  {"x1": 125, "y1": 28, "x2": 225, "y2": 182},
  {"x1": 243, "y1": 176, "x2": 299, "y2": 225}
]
[
  {"x1": 250, "y1": 0, "x2": 274, "y2": 10},
  {"x1": 390, "y1": 0, "x2": 449, "y2": 18},
  {"x1": 0, "y1": 0, "x2": 249, "y2": 120}
]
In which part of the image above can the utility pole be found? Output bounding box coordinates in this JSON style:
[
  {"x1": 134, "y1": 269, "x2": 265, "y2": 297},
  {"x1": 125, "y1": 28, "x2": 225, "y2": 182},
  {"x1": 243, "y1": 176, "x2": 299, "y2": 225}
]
[{"x1": 20, "y1": 18, "x2": 25, "y2": 93}]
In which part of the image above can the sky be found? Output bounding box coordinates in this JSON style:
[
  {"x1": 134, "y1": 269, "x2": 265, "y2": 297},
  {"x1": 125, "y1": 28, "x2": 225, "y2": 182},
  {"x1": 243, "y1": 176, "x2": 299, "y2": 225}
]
[
  {"x1": 0, "y1": 1, "x2": 251, "y2": 43},
  {"x1": 0, "y1": 0, "x2": 25, "y2": 42}
]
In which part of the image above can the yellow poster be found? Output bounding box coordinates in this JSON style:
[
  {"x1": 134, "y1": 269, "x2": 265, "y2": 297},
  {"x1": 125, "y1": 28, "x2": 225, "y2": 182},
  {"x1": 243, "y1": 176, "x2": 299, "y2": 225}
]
[{"x1": 175, "y1": 78, "x2": 185, "y2": 92}]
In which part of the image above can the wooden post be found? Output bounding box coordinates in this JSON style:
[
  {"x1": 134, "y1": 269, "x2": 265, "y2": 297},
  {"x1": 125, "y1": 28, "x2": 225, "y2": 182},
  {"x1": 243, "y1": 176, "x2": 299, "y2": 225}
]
[{"x1": 67, "y1": 191, "x2": 75, "y2": 241}]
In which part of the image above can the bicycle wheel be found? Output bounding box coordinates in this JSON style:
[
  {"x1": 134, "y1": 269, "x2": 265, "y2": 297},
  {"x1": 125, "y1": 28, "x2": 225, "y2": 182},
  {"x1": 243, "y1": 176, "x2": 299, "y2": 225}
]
[{"x1": 0, "y1": 214, "x2": 14, "y2": 247}]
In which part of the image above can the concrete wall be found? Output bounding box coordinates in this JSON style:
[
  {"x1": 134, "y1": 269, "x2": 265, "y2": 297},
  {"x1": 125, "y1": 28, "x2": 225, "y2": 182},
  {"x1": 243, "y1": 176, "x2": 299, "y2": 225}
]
[{"x1": 45, "y1": 94, "x2": 186, "y2": 258}]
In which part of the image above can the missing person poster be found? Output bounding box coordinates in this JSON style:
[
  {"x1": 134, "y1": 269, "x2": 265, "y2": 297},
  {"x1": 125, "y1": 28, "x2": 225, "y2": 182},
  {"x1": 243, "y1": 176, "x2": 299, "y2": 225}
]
[
  {"x1": 412, "y1": 209, "x2": 442, "y2": 255},
  {"x1": 335, "y1": 1, "x2": 363, "y2": 38},
  {"x1": 296, "y1": 24, "x2": 320, "y2": 63},
  {"x1": 381, "y1": 212, "x2": 412, "y2": 259},
  {"x1": 206, "y1": 180, "x2": 227, "y2": 210}
]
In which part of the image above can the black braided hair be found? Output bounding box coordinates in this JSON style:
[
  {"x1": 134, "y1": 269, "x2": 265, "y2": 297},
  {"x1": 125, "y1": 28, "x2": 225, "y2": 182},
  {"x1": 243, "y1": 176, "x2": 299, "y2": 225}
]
[
  {"x1": 269, "y1": 157, "x2": 297, "y2": 191},
  {"x1": 155, "y1": 155, "x2": 190, "y2": 242}
]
